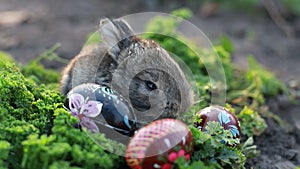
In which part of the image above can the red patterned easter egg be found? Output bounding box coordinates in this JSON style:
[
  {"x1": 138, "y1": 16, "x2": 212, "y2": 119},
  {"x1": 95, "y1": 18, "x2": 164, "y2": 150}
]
[
  {"x1": 195, "y1": 106, "x2": 241, "y2": 138},
  {"x1": 125, "y1": 119, "x2": 193, "y2": 169}
]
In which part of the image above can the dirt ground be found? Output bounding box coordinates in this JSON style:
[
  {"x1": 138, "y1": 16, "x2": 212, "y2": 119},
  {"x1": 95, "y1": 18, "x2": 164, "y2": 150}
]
[{"x1": 0, "y1": 0, "x2": 299, "y2": 168}]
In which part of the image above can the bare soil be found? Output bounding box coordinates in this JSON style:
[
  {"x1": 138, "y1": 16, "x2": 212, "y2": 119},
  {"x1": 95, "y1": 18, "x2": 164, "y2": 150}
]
[{"x1": 0, "y1": 0, "x2": 299, "y2": 168}]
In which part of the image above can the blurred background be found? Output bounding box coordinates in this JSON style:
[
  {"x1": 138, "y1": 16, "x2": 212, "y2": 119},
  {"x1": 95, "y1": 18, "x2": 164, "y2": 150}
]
[
  {"x1": 0, "y1": 0, "x2": 299, "y2": 84},
  {"x1": 1, "y1": 1, "x2": 300, "y2": 168}
]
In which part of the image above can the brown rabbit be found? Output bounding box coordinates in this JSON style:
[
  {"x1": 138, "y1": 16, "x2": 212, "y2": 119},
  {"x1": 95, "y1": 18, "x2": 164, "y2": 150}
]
[{"x1": 60, "y1": 18, "x2": 194, "y2": 127}]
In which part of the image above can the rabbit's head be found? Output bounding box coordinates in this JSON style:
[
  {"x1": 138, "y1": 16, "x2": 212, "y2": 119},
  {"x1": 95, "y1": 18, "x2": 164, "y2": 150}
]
[{"x1": 100, "y1": 18, "x2": 194, "y2": 126}]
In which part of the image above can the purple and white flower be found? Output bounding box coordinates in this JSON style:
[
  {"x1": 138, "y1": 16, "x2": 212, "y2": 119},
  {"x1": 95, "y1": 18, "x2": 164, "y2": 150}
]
[{"x1": 68, "y1": 93, "x2": 103, "y2": 132}]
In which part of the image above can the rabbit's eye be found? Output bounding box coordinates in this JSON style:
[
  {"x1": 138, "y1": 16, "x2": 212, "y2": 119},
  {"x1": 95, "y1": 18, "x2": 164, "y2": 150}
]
[{"x1": 145, "y1": 81, "x2": 157, "y2": 91}]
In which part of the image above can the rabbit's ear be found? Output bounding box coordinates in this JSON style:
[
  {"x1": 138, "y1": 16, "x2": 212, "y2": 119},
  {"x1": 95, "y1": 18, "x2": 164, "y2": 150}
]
[{"x1": 100, "y1": 18, "x2": 134, "y2": 60}]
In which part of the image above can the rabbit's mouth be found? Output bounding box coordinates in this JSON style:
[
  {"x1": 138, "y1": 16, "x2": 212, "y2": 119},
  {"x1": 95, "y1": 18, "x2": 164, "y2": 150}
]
[{"x1": 131, "y1": 98, "x2": 181, "y2": 127}]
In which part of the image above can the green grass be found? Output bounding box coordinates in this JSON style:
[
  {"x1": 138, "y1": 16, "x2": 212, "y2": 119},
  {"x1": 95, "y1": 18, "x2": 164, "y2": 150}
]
[{"x1": 0, "y1": 8, "x2": 288, "y2": 169}]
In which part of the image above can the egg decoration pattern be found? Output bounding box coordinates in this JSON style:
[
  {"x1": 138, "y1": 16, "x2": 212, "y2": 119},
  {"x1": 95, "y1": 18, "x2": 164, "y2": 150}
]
[
  {"x1": 125, "y1": 119, "x2": 193, "y2": 169},
  {"x1": 195, "y1": 106, "x2": 241, "y2": 138},
  {"x1": 63, "y1": 83, "x2": 137, "y2": 136}
]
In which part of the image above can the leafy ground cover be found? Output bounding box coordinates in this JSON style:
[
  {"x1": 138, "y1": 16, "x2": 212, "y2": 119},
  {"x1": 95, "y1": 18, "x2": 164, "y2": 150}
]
[{"x1": 0, "y1": 8, "x2": 297, "y2": 169}]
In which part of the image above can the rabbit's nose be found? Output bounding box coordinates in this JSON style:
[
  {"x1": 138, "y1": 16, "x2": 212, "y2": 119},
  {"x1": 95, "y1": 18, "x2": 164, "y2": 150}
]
[
  {"x1": 133, "y1": 89, "x2": 168, "y2": 123},
  {"x1": 148, "y1": 89, "x2": 167, "y2": 108},
  {"x1": 148, "y1": 89, "x2": 167, "y2": 104}
]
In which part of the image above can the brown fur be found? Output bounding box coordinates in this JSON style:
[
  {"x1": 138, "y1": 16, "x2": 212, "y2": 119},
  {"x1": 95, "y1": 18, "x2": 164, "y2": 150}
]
[{"x1": 60, "y1": 18, "x2": 194, "y2": 127}]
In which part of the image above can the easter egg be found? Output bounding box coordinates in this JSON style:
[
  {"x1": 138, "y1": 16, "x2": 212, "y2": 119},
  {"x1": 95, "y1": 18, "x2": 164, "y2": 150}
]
[
  {"x1": 63, "y1": 83, "x2": 137, "y2": 136},
  {"x1": 195, "y1": 106, "x2": 241, "y2": 138},
  {"x1": 125, "y1": 119, "x2": 193, "y2": 169}
]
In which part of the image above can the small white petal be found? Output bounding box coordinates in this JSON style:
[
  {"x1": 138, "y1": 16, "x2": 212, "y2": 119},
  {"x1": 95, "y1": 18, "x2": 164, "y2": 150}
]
[{"x1": 153, "y1": 164, "x2": 161, "y2": 168}]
